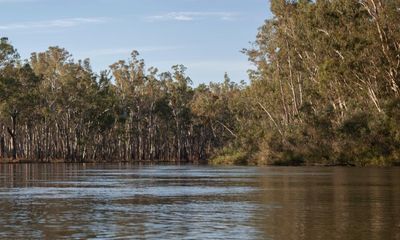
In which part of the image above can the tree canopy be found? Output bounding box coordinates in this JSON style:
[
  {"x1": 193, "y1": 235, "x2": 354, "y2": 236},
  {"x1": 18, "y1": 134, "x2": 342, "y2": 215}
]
[{"x1": 0, "y1": 0, "x2": 399, "y2": 166}]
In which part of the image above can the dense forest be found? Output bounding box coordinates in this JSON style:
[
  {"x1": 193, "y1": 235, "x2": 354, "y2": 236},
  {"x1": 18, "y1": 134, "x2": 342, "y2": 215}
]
[{"x1": 1, "y1": 0, "x2": 400, "y2": 166}]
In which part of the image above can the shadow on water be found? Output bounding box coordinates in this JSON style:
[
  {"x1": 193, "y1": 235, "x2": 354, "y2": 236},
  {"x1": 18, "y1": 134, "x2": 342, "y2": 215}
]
[
  {"x1": 257, "y1": 167, "x2": 400, "y2": 240},
  {"x1": 0, "y1": 164, "x2": 399, "y2": 239}
]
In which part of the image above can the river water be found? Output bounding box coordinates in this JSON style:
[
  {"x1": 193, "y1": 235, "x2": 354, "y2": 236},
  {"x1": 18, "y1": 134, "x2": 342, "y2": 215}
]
[{"x1": 0, "y1": 164, "x2": 399, "y2": 239}]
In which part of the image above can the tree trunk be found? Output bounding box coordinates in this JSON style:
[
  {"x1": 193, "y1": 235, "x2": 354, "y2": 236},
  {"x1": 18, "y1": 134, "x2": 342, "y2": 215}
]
[{"x1": 7, "y1": 115, "x2": 17, "y2": 160}]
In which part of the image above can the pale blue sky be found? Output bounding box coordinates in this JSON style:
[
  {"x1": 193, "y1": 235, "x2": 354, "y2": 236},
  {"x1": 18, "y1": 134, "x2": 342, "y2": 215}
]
[{"x1": 0, "y1": 0, "x2": 271, "y2": 85}]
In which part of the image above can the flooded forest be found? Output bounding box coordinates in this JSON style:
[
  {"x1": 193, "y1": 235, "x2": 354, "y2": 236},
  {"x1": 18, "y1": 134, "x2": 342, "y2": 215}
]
[{"x1": 1, "y1": 0, "x2": 400, "y2": 166}]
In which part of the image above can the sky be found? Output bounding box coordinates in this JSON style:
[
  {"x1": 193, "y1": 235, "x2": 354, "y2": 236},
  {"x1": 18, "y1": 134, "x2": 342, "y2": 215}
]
[{"x1": 0, "y1": 0, "x2": 271, "y2": 85}]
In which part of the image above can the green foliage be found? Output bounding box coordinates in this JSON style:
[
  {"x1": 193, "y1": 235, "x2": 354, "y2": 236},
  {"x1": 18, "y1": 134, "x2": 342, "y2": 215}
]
[
  {"x1": 0, "y1": 42, "x2": 243, "y2": 163},
  {"x1": 209, "y1": 148, "x2": 249, "y2": 166},
  {"x1": 238, "y1": 0, "x2": 400, "y2": 166},
  {"x1": 1, "y1": 0, "x2": 399, "y2": 165}
]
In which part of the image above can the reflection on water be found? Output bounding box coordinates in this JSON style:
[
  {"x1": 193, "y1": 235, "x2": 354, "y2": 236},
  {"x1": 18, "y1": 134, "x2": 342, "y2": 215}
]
[
  {"x1": 0, "y1": 165, "x2": 399, "y2": 239},
  {"x1": 259, "y1": 168, "x2": 400, "y2": 240}
]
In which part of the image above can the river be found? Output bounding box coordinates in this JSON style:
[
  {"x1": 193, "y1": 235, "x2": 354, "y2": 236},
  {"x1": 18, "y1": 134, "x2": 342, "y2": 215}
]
[{"x1": 0, "y1": 164, "x2": 399, "y2": 239}]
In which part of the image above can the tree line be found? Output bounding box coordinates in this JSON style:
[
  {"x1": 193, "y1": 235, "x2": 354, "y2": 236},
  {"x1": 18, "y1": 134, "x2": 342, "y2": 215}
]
[
  {"x1": 0, "y1": 41, "x2": 242, "y2": 163},
  {"x1": 238, "y1": 0, "x2": 400, "y2": 166},
  {"x1": 1, "y1": 0, "x2": 400, "y2": 166}
]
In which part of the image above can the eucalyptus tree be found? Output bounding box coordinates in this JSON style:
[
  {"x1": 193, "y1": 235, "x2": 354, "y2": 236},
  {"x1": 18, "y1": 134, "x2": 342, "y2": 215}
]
[
  {"x1": 1, "y1": 0, "x2": 399, "y2": 167},
  {"x1": 0, "y1": 38, "x2": 41, "y2": 160},
  {"x1": 30, "y1": 47, "x2": 99, "y2": 161},
  {"x1": 242, "y1": 0, "x2": 400, "y2": 166}
]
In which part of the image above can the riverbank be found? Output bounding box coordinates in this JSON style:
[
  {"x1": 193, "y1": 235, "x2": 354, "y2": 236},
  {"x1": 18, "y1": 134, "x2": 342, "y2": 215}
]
[
  {"x1": 208, "y1": 149, "x2": 400, "y2": 167},
  {"x1": 1, "y1": 155, "x2": 399, "y2": 167},
  {"x1": 0, "y1": 158, "x2": 206, "y2": 165}
]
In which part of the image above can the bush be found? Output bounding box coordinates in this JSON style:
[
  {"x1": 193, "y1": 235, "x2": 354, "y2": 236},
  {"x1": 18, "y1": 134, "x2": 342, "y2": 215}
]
[{"x1": 208, "y1": 147, "x2": 250, "y2": 165}]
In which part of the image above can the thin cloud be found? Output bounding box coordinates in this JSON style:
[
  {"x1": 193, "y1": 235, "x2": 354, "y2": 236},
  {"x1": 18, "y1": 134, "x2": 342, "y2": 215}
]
[
  {"x1": 0, "y1": 0, "x2": 38, "y2": 3},
  {"x1": 0, "y1": 17, "x2": 109, "y2": 30},
  {"x1": 146, "y1": 12, "x2": 238, "y2": 22},
  {"x1": 80, "y1": 46, "x2": 184, "y2": 57},
  {"x1": 152, "y1": 59, "x2": 252, "y2": 73},
  {"x1": 186, "y1": 60, "x2": 252, "y2": 71}
]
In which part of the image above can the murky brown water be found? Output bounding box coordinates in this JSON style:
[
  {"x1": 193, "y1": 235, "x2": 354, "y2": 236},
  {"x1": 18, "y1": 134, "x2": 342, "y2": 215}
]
[{"x1": 0, "y1": 164, "x2": 399, "y2": 239}]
